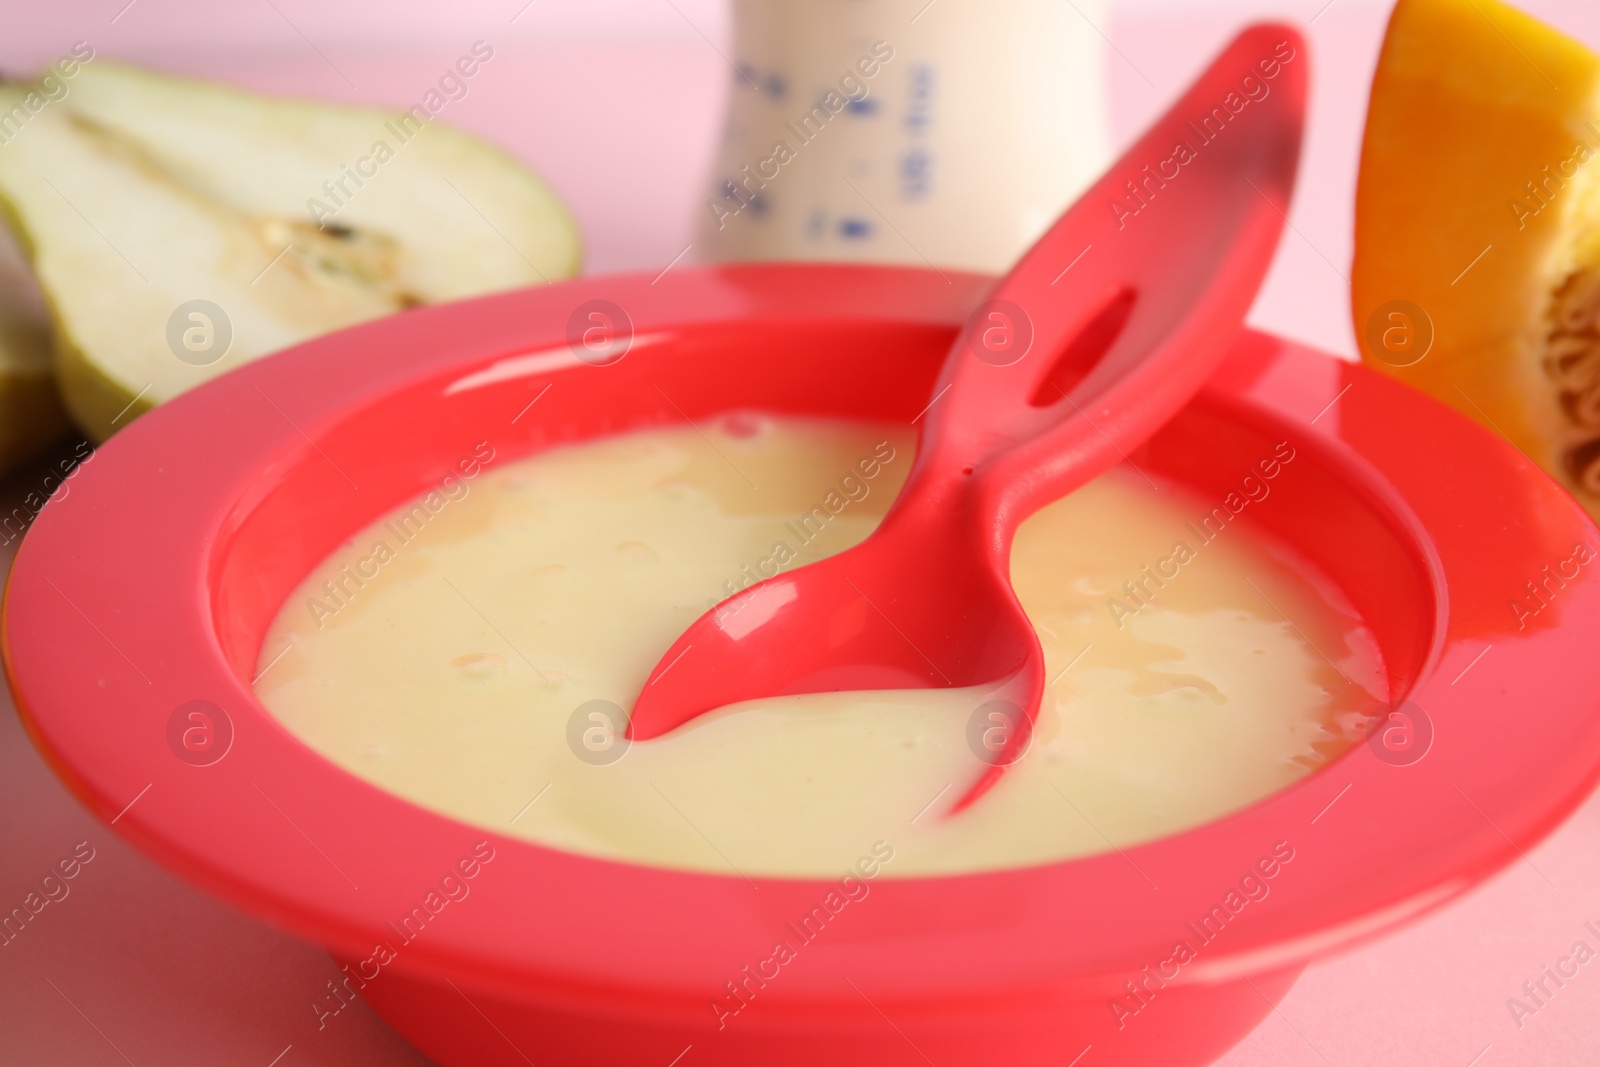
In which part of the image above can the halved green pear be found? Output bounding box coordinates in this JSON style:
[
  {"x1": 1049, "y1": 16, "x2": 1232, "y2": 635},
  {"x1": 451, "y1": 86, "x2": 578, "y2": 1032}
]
[
  {"x1": 0, "y1": 62, "x2": 581, "y2": 441},
  {"x1": 0, "y1": 219, "x2": 68, "y2": 475}
]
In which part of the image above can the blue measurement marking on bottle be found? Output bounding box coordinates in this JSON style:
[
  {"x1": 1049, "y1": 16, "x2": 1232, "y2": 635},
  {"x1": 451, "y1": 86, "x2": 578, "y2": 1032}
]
[
  {"x1": 806, "y1": 210, "x2": 827, "y2": 241},
  {"x1": 903, "y1": 65, "x2": 935, "y2": 134},
  {"x1": 900, "y1": 147, "x2": 933, "y2": 202},
  {"x1": 847, "y1": 97, "x2": 879, "y2": 116},
  {"x1": 901, "y1": 64, "x2": 937, "y2": 202},
  {"x1": 838, "y1": 218, "x2": 873, "y2": 239}
]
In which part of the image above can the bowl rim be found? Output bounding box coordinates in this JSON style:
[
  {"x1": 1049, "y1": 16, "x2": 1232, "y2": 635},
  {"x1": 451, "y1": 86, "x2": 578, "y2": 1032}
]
[{"x1": 7, "y1": 263, "x2": 1600, "y2": 1024}]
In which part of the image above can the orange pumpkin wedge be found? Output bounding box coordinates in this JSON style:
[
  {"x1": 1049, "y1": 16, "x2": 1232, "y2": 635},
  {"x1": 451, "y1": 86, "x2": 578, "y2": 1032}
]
[{"x1": 1353, "y1": 0, "x2": 1600, "y2": 516}]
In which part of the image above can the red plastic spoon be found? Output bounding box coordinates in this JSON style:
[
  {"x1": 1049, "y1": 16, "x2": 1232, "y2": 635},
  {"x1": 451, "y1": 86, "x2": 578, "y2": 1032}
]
[{"x1": 629, "y1": 24, "x2": 1307, "y2": 809}]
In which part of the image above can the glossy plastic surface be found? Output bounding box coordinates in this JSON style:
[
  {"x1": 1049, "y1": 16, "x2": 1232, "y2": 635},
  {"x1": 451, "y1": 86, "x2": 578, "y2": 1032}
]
[
  {"x1": 628, "y1": 28, "x2": 1308, "y2": 804},
  {"x1": 6, "y1": 264, "x2": 1600, "y2": 1067}
]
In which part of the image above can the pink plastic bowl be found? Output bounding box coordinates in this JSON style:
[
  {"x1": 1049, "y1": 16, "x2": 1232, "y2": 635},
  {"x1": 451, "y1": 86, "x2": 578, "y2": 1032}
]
[{"x1": 7, "y1": 264, "x2": 1600, "y2": 1066}]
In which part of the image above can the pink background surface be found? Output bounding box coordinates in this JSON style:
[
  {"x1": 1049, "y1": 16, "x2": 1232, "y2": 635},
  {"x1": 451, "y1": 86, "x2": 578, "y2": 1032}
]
[{"x1": 3, "y1": 1, "x2": 1600, "y2": 1064}]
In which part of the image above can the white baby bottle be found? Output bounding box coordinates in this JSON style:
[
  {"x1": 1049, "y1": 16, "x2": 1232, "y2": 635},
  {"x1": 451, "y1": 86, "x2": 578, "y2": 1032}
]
[{"x1": 696, "y1": 0, "x2": 1112, "y2": 274}]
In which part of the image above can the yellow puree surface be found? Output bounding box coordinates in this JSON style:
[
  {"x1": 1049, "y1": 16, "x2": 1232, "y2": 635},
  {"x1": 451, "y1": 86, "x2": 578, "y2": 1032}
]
[{"x1": 255, "y1": 415, "x2": 1382, "y2": 877}]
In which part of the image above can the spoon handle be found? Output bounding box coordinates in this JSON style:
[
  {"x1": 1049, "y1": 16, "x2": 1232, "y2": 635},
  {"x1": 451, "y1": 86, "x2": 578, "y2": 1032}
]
[{"x1": 909, "y1": 24, "x2": 1307, "y2": 535}]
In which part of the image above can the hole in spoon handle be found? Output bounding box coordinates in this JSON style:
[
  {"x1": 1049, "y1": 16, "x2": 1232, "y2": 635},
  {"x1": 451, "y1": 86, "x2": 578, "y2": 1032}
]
[{"x1": 1028, "y1": 288, "x2": 1138, "y2": 408}]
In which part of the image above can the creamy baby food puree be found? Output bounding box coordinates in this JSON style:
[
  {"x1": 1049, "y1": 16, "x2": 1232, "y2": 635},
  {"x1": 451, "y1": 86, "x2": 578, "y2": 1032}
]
[{"x1": 255, "y1": 416, "x2": 1381, "y2": 878}]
